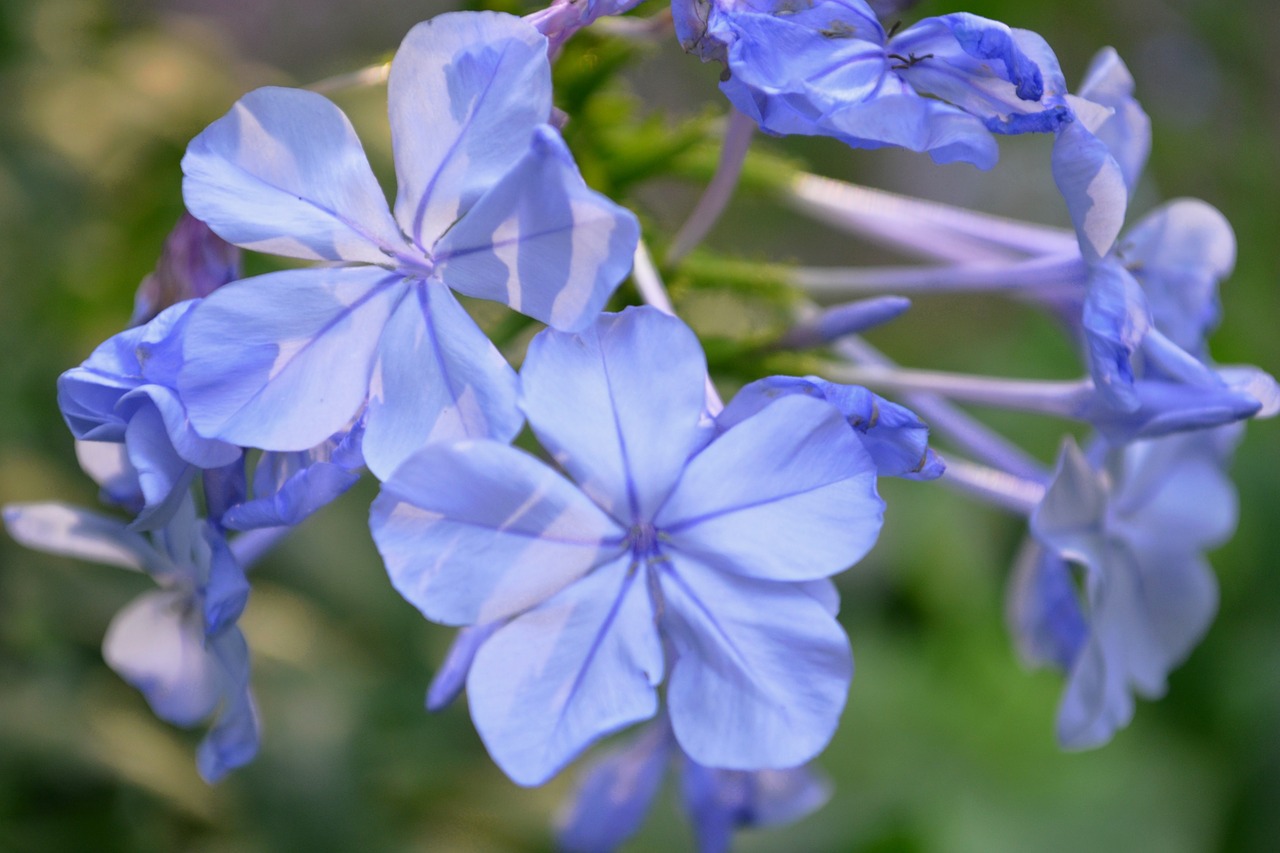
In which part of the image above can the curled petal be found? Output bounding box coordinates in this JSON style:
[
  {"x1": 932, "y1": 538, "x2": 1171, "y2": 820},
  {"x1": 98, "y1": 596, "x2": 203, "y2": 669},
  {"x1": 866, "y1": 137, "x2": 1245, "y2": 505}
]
[
  {"x1": 426, "y1": 622, "x2": 502, "y2": 712},
  {"x1": 1006, "y1": 539, "x2": 1087, "y2": 672},
  {"x1": 1082, "y1": 261, "x2": 1150, "y2": 412},
  {"x1": 122, "y1": 403, "x2": 196, "y2": 531},
  {"x1": 1031, "y1": 439, "x2": 1108, "y2": 566},
  {"x1": 1053, "y1": 118, "x2": 1129, "y2": 262},
  {"x1": 1076, "y1": 47, "x2": 1150, "y2": 194},
  {"x1": 196, "y1": 629, "x2": 261, "y2": 782},
  {"x1": 681, "y1": 759, "x2": 832, "y2": 851}
]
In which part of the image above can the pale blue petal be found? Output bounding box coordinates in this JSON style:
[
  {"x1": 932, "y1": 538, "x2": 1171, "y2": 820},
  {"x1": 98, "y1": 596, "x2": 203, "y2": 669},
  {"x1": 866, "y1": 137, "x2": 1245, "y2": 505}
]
[
  {"x1": 1052, "y1": 118, "x2": 1128, "y2": 262},
  {"x1": 743, "y1": 765, "x2": 832, "y2": 827},
  {"x1": 681, "y1": 762, "x2": 735, "y2": 853},
  {"x1": 520, "y1": 307, "x2": 709, "y2": 521},
  {"x1": 182, "y1": 87, "x2": 406, "y2": 265},
  {"x1": 1082, "y1": 261, "x2": 1149, "y2": 412},
  {"x1": 197, "y1": 628, "x2": 261, "y2": 782},
  {"x1": 1120, "y1": 548, "x2": 1218, "y2": 698},
  {"x1": 1220, "y1": 365, "x2": 1280, "y2": 418},
  {"x1": 389, "y1": 12, "x2": 551, "y2": 247},
  {"x1": 826, "y1": 94, "x2": 1000, "y2": 169},
  {"x1": 103, "y1": 590, "x2": 221, "y2": 726},
  {"x1": 1113, "y1": 435, "x2": 1237, "y2": 557},
  {"x1": 363, "y1": 283, "x2": 521, "y2": 481},
  {"x1": 1076, "y1": 48, "x2": 1150, "y2": 194},
  {"x1": 1030, "y1": 439, "x2": 1107, "y2": 566},
  {"x1": 203, "y1": 530, "x2": 250, "y2": 637},
  {"x1": 682, "y1": 760, "x2": 832, "y2": 851},
  {"x1": 893, "y1": 15, "x2": 1070, "y2": 133},
  {"x1": 1120, "y1": 199, "x2": 1234, "y2": 354},
  {"x1": 1055, "y1": 591, "x2": 1133, "y2": 749},
  {"x1": 3, "y1": 502, "x2": 156, "y2": 573},
  {"x1": 719, "y1": 8, "x2": 888, "y2": 123},
  {"x1": 435, "y1": 127, "x2": 638, "y2": 330},
  {"x1": 371, "y1": 440, "x2": 625, "y2": 626},
  {"x1": 1079, "y1": 378, "x2": 1260, "y2": 444},
  {"x1": 426, "y1": 622, "x2": 502, "y2": 712},
  {"x1": 1006, "y1": 540, "x2": 1087, "y2": 671},
  {"x1": 721, "y1": 377, "x2": 941, "y2": 481},
  {"x1": 557, "y1": 720, "x2": 670, "y2": 853},
  {"x1": 799, "y1": 579, "x2": 840, "y2": 617},
  {"x1": 661, "y1": 558, "x2": 853, "y2": 769},
  {"x1": 126, "y1": 386, "x2": 241, "y2": 469},
  {"x1": 75, "y1": 441, "x2": 146, "y2": 513},
  {"x1": 223, "y1": 456, "x2": 360, "y2": 530},
  {"x1": 179, "y1": 267, "x2": 406, "y2": 451},
  {"x1": 57, "y1": 327, "x2": 146, "y2": 442},
  {"x1": 201, "y1": 458, "x2": 249, "y2": 527},
  {"x1": 122, "y1": 404, "x2": 196, "y2": 531},
  {"x1": 1057, "y1": 539, "x2": 1211, "y2": 748},
  {"x1": 658, "y1": 396, "x2": 882, "y2": 582},
  {"x1": 467, "y1": 558, "x2": 663, "y2": 786}
]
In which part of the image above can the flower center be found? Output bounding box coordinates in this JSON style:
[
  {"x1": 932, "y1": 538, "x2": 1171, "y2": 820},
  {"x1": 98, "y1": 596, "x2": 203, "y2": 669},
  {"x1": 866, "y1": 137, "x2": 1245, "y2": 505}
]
[{"x1": 627, "y1": 522, "x2": 661, "y2": 558}]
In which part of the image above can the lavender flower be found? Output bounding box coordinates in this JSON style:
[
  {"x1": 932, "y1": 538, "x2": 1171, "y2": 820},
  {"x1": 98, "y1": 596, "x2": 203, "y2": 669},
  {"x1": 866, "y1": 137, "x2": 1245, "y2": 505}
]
[
  {"x1": 371, "y1": 306, "x2": 884, "y2": 784},
  {"x1": 177, "y1": 12, "x2": 639, "y2": 479}
]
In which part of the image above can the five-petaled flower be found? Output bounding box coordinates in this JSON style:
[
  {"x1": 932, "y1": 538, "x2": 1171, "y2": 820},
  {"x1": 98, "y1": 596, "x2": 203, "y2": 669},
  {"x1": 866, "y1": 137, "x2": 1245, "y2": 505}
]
[
  {"x1": 371, "y1": 306, "x2": 886, "y2": 785},
  {"x1": 178, "y1": 11, "x2": 639, "y2": 480}
]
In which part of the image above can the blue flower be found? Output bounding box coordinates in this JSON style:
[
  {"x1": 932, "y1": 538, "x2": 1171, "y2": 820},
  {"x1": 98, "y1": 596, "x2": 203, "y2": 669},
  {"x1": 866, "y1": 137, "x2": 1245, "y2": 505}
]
[
  {"x1": 1009, "y1": 431, "x2": 1237, "y2": 748},
  {"x1": 556, "y1": 714, "x2": 831, "y2": 853},
  {"x1": 674, "y1": 0, "x2": 1069, "y2": 168},
  {"x1": 58, "y1": 301, "x2": 241, "y2": 529},
  {"x1": 178, "y1": 11, "x2": 639, "y2": 480},
  {"x1": 371, "y1": 306, "x2": 884, "y2": 784},
  {"x1": 4, "y1": 496, "x2": 260, "y2": 781}
]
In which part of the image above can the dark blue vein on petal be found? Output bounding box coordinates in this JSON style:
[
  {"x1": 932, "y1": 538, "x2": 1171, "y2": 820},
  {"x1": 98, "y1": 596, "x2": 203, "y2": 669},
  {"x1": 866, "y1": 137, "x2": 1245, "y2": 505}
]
[{"x1": 408, "y1": 39, "x2": 517, "y2": 249}]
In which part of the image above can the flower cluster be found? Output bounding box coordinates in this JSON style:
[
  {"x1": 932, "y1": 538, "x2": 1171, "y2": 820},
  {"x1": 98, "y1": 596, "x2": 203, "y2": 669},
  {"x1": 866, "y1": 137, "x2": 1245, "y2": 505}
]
[{"x1": 6, "y1": 2, "x2": 1273, "y2": 851}]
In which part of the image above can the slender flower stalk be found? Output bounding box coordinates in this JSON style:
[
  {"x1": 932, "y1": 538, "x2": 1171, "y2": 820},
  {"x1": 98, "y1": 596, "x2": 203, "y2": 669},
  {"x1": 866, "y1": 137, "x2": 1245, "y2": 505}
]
[
  {"x1": 824, "y1": 361, "x2": 1092, "y2": 415},
  {"x1": 667, "y1": 108, "x2": 756, "y2": 265},
  {"x1": 940, "y1": 457, "x2": 1045, "y2": 514},
  {"x1": 785, "y1": 172, "x2": 1077, "y2": 262},
  {"x1": 793, "y1": 253, "x2": 1085, "y2": 297}
]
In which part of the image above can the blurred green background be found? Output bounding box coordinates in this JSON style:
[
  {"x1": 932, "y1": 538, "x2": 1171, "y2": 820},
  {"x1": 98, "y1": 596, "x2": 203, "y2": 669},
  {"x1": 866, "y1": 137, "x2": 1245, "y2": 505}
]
[{"x1": 1, "y1": 0, "x2": 1277, "y2": 850}]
